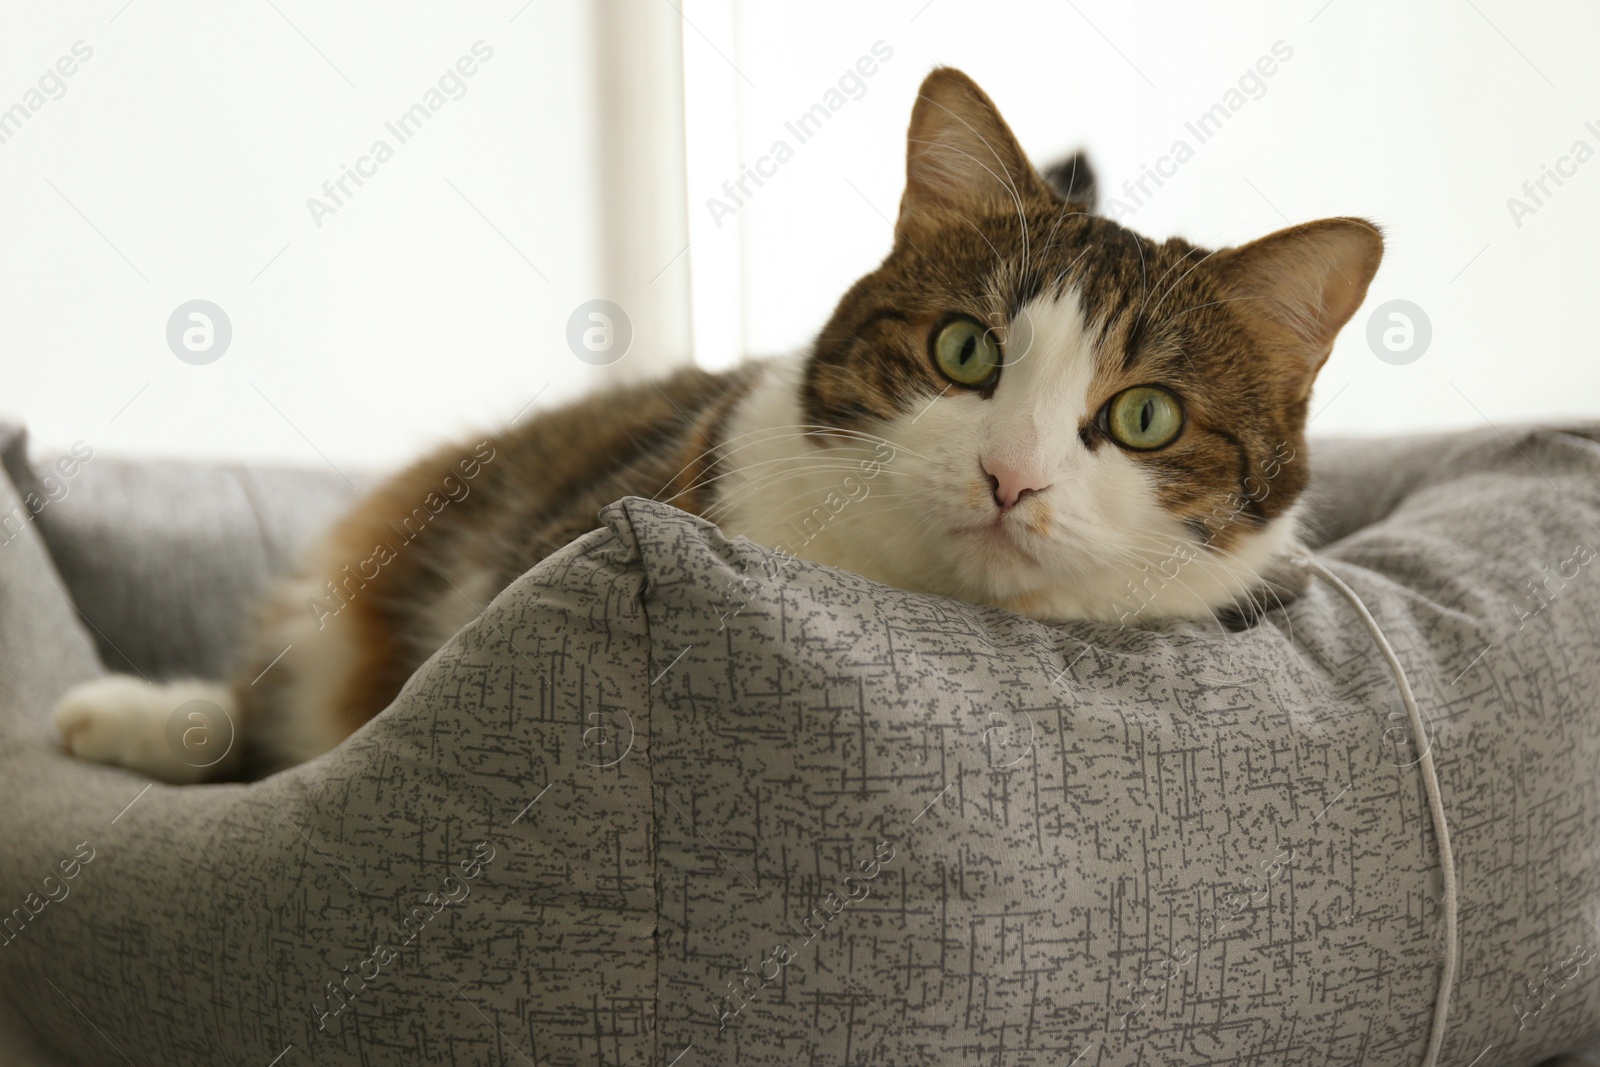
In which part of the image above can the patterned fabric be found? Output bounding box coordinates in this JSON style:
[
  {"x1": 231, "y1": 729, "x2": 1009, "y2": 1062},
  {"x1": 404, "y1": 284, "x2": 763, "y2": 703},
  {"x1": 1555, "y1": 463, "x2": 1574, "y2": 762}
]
[{"x1": 2, "y1": 422, "x2": 1600, "y2": 1066}]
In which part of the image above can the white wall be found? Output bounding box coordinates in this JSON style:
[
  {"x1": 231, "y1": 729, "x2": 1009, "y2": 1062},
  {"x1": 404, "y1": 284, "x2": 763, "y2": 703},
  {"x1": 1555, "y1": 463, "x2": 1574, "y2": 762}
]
[
  {"x1": 4, "y1": 0, "x2": 1597, "y2": 474},
  {"x1": 1, "y1": 0, "x2": 665, "y2": 470}
]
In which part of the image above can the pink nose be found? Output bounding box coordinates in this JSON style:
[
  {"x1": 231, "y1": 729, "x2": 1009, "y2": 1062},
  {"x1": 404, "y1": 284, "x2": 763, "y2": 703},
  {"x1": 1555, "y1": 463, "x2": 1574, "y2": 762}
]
[{"x1": 983, "y1": 461, "x2": 1050, "y2": 511}]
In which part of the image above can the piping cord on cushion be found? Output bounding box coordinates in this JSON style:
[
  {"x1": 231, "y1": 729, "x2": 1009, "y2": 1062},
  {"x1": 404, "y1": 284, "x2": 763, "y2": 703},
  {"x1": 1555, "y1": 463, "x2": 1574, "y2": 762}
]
[{"x1": 1306, "y1": 557, "x2": 1459, "y2": 1067}]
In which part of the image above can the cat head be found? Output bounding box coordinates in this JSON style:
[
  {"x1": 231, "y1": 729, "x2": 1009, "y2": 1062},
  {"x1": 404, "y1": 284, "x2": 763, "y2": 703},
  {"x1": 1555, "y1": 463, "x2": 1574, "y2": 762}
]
[{"x1": 799, "y1": 67, "x2": 1381, "y2": 622}]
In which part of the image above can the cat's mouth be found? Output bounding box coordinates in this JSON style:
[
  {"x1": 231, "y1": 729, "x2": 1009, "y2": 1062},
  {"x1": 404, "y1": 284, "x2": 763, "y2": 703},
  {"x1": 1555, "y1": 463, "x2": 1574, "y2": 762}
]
[{"x1": 957, "y1": 515, "x2": 1044, "y2": 566}]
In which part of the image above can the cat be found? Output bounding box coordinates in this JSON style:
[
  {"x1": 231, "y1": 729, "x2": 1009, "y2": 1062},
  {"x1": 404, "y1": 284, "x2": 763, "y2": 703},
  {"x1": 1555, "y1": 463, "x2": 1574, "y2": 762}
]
[{"x1": 53, "y1": 67, "x2": 1381, "y2": 782}]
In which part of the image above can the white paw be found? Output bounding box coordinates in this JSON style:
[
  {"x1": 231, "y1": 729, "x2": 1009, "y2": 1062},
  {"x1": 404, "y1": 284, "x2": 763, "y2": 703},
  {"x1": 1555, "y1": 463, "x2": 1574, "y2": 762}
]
[{"x1": 53, "y1": 676, "x2": 238, "y2": 784}]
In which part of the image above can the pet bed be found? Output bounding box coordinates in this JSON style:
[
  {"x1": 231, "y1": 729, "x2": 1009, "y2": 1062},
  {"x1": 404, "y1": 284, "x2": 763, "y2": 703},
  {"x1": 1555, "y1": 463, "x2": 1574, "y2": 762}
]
[{"x1": 2, "y1": 421, "x2": 1599, "y2": 1067}]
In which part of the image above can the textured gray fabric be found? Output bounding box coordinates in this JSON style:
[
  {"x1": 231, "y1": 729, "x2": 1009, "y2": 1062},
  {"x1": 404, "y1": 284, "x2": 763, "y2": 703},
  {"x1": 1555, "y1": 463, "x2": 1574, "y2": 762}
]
[
  {"x1": 2, "y1": 423, "x2": 1600, "y2": 1066},
  {"x1": 10, "y1": 444, "x2": 360, "y2": 681},
  {"x1": 0, "y1": 426, "x2": 117, "y2": 1065},
  {"x1": 0, "y1": 426, "x2": 102, "y2": 736}
]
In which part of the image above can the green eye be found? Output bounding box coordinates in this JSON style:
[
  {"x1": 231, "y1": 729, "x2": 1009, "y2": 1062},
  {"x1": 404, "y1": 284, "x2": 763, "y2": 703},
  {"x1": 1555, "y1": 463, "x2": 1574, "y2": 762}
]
[
  {"x1": 931, "y1": 317, "x2": 1002, "y2": 388},
  {"x1": 1104, "y1": 386, "x2": 1184, "y2": 450}
]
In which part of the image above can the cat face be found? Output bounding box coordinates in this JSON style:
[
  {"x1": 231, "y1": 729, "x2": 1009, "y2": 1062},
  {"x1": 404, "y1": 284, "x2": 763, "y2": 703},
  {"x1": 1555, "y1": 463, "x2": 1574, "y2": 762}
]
[{"x1": 797, "y1": 68, "x2": 1381, "y2": 621}]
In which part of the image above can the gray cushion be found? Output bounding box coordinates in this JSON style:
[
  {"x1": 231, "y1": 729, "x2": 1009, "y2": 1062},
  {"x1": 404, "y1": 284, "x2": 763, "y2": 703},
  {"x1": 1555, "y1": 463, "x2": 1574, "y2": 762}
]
[
  {"x1": 2, "y1": 421, "x2": 1600, "y2": 1066},
  {"x1": 8, "y1": 440, "x2": 359, "y2": 681}
]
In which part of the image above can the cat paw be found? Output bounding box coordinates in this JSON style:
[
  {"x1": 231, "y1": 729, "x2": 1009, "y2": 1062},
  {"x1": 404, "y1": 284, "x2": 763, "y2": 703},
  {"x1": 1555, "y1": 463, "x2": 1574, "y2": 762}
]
[{"x1": 53, "y1": 675, "x2": 238, "y2": 784}]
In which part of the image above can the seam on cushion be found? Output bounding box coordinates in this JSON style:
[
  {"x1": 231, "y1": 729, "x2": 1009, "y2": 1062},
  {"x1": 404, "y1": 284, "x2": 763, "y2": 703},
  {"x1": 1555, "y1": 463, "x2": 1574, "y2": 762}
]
[
  {"x1": 611, "y1": 498, "x2": 664, "y2": 1063},
  {"x1": 644, "y1": 567, "x2": 661, "y2": 1065},
  {"x1": 1308, "y1": 557, "x2": 1458, "y2": 1067},
  {"x1": 228, "y1": 466, "x2": 281, "y2": 575}
]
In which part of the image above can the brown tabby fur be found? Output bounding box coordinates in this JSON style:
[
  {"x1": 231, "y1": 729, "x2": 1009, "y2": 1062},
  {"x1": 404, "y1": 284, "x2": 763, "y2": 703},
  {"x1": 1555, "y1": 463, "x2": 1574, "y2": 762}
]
[{"x1": 234, "y1": 367, "x2": 757, "y2": 759}]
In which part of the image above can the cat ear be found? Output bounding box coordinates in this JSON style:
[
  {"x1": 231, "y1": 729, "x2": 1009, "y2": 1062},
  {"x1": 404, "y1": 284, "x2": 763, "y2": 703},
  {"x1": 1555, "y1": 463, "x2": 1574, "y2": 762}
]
[
  {"x1": 1213, "y1": 218, "x2": 1384, "y2": 393},
  {"x1": 1041, "y1": 151, "x2": 1097, "y2": 211},
  {"x1": 897, "y1": 68, "x2": 1052, "y2": 239}
]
